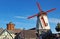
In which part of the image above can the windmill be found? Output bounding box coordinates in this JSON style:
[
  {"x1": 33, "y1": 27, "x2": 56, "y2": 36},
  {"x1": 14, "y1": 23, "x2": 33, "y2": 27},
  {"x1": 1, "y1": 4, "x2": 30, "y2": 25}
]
[
  {"x1": 27, "y1": 1, "x2": 56, "y2": 30},
  {"x1": 27, "y1": 1, "x2": 56, "y2": 39}
]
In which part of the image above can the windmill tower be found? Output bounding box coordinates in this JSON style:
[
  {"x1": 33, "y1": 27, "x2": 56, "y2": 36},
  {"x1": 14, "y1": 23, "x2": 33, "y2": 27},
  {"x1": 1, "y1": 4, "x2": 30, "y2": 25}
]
[
  {"x1": 27, "y1": 1, "x2": 56, "y2": 39},
  {"x1": 36, "y1": 12, "x2": 50, "y2": 30}
]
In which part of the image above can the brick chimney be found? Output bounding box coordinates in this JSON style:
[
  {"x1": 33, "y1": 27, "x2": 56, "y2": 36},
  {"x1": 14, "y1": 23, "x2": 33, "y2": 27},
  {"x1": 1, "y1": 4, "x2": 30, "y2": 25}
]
[{"x1": 7, "y1": 22, "x2": 15, "y2": 30}]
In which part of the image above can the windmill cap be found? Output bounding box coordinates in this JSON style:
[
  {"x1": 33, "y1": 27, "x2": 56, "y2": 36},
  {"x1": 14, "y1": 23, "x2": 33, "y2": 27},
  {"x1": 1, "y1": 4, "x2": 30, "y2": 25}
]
[{"x1": 9, "y1": 22, "x2": 14, "y2": 24}]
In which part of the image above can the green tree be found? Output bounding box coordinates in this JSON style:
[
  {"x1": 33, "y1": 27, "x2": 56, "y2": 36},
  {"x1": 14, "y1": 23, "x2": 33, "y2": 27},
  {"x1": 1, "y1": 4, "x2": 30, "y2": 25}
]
[{"x1": 55, "y1": 23, "x2": 60, "y2": 32}]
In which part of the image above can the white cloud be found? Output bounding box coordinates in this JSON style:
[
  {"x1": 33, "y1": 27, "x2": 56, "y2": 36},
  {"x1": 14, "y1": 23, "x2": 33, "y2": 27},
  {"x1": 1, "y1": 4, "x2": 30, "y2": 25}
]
[
  {"x1": 49, "y1": 18, "x2": 60, "y2": 23},
  {"x1": 15, "y1": 16, "x2": 60, "y2": 24},
  {"x1": 14, "y1": 16, "x2": 37, "y2": 20},
  {"x1": 15, "y1": 16, "x2": 27, "y2": 19}
]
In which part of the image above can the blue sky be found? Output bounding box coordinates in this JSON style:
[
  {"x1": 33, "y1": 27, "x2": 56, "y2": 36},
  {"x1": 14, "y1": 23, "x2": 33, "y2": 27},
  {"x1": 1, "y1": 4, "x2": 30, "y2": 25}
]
[{"x1": 0, "y1": 0, "x2": 60, "y2": 33}]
